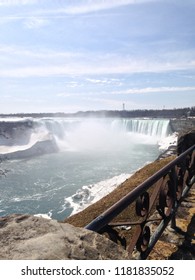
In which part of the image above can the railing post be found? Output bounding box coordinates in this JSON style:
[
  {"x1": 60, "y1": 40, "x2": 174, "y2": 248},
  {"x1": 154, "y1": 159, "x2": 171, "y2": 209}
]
[
  {"x1": 171, "y1": 213, "x2": 176, "y2": 229},
  {"x1": 170, "y1": 167, "x2": 177, "y2": 229}
]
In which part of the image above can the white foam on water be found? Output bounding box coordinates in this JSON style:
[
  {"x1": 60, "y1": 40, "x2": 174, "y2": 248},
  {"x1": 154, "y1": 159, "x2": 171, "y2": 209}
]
[
  {"x1": 158, "y1": 132, "x2": 178, "y2": 151},
  {"x1": 10, "y1": 193, "x2": 44, "y2": 202},
  {"x1": 61, "y1": 173, "x2": 131, "y2": 216},
  {"x1": 34, "y1": 212, "x2": 52, "y2": 220}
]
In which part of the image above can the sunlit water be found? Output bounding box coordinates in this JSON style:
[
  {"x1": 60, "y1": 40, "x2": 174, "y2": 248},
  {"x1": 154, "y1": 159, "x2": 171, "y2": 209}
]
[{"x1": 0, "y1": 118, "x2": 170, "y2": 221}]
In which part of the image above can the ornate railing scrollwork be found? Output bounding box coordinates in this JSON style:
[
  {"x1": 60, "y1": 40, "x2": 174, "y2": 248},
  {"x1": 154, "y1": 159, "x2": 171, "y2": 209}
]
[
  {"x1": 136, "y1": 223, "x2": 150, "y2": 253},
  {"x1": 157, "y1": 171, "x2": 176, "y2": 218},
  {"x1": 85, "y1": 144, "x2": 195, "y2": 259},
  {"x1": 136, "y1": 192, "x2": 150, "y2": 217}
]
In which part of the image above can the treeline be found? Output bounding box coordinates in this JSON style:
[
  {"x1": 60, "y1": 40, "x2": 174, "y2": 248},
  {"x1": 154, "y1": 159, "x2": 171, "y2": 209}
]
[
  {"x1": 0, "y1": 107, "x2": 195, "y2": 119},
  {"x1": 73, "y1": 107, "x2": 195, "y2": 118}
]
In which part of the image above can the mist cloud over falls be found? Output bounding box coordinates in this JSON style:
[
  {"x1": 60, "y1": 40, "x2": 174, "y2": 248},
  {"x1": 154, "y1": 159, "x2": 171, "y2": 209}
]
[{"x1": 41, "y1": 118, "x2": 170, "y2": 152}]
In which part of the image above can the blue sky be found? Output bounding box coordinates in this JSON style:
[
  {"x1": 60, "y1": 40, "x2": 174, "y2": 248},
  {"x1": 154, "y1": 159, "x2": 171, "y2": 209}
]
[{"x1": 0, "y1": 0, "x2": 195, "y2": 113}]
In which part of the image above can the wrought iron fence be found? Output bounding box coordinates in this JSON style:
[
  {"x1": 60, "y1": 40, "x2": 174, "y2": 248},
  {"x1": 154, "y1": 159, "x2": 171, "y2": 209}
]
[{"x1": 85, "y1": 144, "x2": 195, "y2": 259}]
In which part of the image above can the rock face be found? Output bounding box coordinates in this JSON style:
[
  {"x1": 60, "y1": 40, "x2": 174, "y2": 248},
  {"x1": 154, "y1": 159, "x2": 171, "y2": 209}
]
[
  {"x1": 0, "y1": 214, "x2": 129, "y2": 260},
  {"x1": 177, "y1": 129, "x2": 195, "y2": 154}
]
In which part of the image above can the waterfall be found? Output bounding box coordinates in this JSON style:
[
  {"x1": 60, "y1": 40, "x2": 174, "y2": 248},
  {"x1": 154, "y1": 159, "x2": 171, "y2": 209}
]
[
  {"x1": 33, "y1": 118, "x2": 170, "y2": 151},
  {"x1": 36, "y1": 118, "x2": 170, "y2": 137},
  {"x1": 111, "y1": 119, "x2": 170, "y2": 138},
  {"x1": 0, "y1": 117, "x2": 171, "y2": 157},
  {"x1": 35, "y1": 118, "x2": 170, "y2": 141}
]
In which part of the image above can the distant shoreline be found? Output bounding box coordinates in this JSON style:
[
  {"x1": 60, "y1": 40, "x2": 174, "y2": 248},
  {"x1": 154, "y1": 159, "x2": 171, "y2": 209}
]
[{"x1": 0, "y1": 107, "x2": 195, "y2": 119}]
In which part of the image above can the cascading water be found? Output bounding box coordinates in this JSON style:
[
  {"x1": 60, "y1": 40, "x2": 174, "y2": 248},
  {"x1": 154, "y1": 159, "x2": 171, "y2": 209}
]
[
  {"x1": 111, "y1": 118, "x2": 170, "y2": 138},
  {"x1": 34, "y1": 118, "x2": 170, "y2": 152},
  {"x1": 0, "y1": 117, "x2": 172, "y2": 220}
]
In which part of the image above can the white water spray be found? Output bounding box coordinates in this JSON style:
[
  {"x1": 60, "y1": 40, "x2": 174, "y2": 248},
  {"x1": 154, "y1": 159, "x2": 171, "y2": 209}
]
[{"x1": 37, "y1": 118, "x2": 170, "y2": 152}]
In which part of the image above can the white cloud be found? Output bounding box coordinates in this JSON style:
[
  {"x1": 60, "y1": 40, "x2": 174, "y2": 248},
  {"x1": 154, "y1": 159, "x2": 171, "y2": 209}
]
[
  {"x1": 0, "y1": 0, "x2": 156, "y2": 12},
  {"x1": 0, "y1": 62, "x2": 189, "y2": 78},
  {"x1": 111, "y1": 86, "x2": 195, "y2": 95},
  {"x1": 31, "y1": 0, "x2": 158, "y2": 17},
  {"x1": 86, "y1": 77, "x2": 123, "y2": 86},
  {"x1": 0, "y1": 44, "x2": 80, "y2": 62},
  {"x1": 0, "y1": 0, "x2": 37, "y2": 6},
  {"x1": 56, "y1": 86, "x2": 195, "y2": 101},
  {"x1": 0, "y1": 45, "x2": 195, "y2": 78},
  {"x1": 61, "y1": 0, "x2": 152, "y2": 15},
  {"x1": 1, "y1": 58, "x2": 194, "y2": 78},
  {"x1": 86, "y1": 78, "x2": 113, "y2": 85}
]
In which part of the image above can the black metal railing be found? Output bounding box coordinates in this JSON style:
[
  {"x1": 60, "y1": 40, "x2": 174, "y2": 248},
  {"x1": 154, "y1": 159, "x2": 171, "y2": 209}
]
[{"x1": 85, "y1": 144, "x2": 195, "y2": 259}]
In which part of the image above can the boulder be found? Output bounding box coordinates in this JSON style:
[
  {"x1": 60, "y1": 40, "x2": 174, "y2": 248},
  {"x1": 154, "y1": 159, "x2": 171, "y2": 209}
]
[{"x1": 0, "y1": 214, "x2": 129, "y2": 260}]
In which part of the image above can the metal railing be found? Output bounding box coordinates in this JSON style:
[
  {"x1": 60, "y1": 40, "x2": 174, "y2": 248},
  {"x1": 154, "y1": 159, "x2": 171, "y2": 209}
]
[{"x1": 85, "y1": 144, "x2": 195, "y2": 259}]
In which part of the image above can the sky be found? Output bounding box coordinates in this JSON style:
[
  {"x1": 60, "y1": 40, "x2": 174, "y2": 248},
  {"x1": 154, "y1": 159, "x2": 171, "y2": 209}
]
[{"x1": 0, "y1": 0, "x2": 195, "y2": 114}]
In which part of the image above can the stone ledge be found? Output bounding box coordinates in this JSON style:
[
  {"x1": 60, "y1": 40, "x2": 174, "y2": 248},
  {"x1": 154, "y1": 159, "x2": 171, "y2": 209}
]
[{"x1": 0, "y1": 214, "x2": 129, "y2": 260}]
